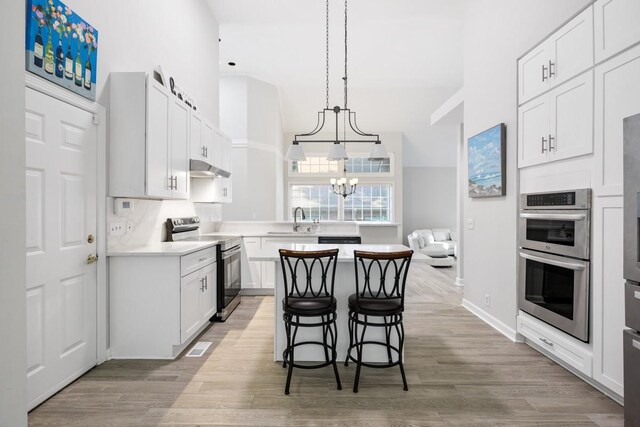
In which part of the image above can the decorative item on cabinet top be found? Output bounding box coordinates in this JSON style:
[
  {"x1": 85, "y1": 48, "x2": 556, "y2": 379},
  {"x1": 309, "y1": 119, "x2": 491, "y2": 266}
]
[
  {"x1": 154, "y1": 65, "x2": 197, "y2": 112},
  {"x1": 26, "y1": 0, "x2": 99, "y2": 101},
  {"x1": 467, "y1": 123, "x2": 506, "y2": 198}
]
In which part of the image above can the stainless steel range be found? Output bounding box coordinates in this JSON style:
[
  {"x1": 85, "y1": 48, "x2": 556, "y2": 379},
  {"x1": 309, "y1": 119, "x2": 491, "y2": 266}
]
[
  {"x1": 167, "y1": 217, "x2": 241, "y2": 321},
  {"x1": 518, "y1": 189, "x2": 591, "y2": 342}
]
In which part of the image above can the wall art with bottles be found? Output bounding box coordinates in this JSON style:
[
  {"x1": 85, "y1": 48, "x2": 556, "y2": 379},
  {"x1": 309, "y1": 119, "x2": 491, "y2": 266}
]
[{"x1": 26, "y1": 0, "x2": 99, "y2": 101}]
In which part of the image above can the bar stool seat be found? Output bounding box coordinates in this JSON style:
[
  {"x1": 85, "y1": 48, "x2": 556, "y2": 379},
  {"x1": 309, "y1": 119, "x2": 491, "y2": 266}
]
[
  {"x1": 283, "y1": 296, "x2": 337, "y2": 316},
  {"x1": 347, "y1": 294, "x2": 402, "y2": 316}
]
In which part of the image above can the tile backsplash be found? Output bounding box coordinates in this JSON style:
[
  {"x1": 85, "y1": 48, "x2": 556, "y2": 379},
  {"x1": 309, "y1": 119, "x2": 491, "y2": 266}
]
[{"x1": 107, "y1": 197, "x2": 222, "y2": 249}]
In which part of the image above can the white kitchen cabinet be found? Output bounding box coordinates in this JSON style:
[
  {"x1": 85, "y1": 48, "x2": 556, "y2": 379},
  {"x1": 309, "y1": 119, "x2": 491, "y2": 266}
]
[
  {"x1": 110, "y1": 72, "x2": 189, "y2": 199},
  {"x1": 518, "y1": 72, "x2": 593, "y2": 168},
  {"x1": 594, "y1": 43, "x2": 640, "y2": 196},
  {"x1": 591, "y1": 197, "x2": 625, "y2": 397},
  {"x1": 518, "y1": 6, "x2": 593, "y2": 105},
  {"x1": 214, "y1": 131, "x2": 233, "y2": 203},
  {"x1": 190, "y1": 112, "x2": 215, "y2": 165},
  {"x1": 518, "y1": 96, "x2": 550, "y2": 168},
  {"x1": 594, "y1": 0, "x2": 640, "y2": 63},
  {"x1": 181, "y1": 261, "x2": 216, "y2": 342},
  {"x1": 109, "y1": 247, "x2": 217, "y2": 359}
]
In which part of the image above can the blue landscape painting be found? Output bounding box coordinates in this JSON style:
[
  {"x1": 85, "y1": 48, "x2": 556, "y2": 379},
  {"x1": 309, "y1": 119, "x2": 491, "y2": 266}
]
[
  {"x1": 26, "y1": 0, "x2": 98, "y2": 101},
  {"x1": 468, "y1": 123, "x2": 506, "y2": 197}
]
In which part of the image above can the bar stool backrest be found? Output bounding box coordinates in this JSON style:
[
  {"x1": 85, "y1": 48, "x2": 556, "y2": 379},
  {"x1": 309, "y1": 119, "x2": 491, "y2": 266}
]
[
  {"x1": 353, "y1": 250, "x2": 414, "y2": 308},
  {"x1": 279, "y1": 249, "x2": 340, "y2": 303}
]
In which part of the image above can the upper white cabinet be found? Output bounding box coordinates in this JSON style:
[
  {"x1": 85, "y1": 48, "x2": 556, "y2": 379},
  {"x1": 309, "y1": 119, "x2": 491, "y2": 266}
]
[
  {"x1": 518, "y1": 6, "x2": 593, "y2": 105},
  {"x1": 519, "y1": 71, "x2": 593, "y2": 168},
  {"x1": 110, "y1": 72, "x2": 189, "y2": 199},
  {"x1": 594, "y1": 43, "x2": 640, "y2": 196},
  {"x1": 190, "y1": 112, "x2": 215, "y2": 165},
  {"x1": 190, "y1": 130, "x2": 233, "y2": 203},
  {"x1": 594, "y1": 0, "x2": 640, "y2": 63}
]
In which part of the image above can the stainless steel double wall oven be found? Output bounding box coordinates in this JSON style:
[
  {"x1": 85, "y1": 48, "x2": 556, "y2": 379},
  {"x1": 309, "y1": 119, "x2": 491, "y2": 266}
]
[{"x1": 518, "y1": 189, "x2": 591, "y2": 342}]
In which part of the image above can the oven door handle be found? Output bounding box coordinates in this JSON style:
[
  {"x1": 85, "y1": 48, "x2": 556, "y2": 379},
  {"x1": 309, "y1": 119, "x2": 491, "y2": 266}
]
[
  {"x1": 519, "y1": 251, "x2": 586, "y2": 271},
  {"x1": 222, "y1": 246, "x2": 242, "y2": 259},
  {"x1": 519, "y1": 213, "x2": 587, "y2": 221}
]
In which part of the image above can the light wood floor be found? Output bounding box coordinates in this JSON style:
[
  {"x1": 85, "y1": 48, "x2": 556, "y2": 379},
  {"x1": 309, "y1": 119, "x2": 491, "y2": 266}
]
[{"x1": 29, "y1": 264, "x2": 624, "y2": 426}]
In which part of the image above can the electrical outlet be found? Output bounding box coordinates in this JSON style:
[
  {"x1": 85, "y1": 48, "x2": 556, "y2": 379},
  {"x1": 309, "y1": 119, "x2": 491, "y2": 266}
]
[
  {"x1": 484, "y1": 293, "x2": 490, "y2": 307},
  {"x1": 109, "y1": 222, "x2": 125, "y2": 236},
  {"x1": 126, "y1": 221, "x2": 135, "y2": 234}
]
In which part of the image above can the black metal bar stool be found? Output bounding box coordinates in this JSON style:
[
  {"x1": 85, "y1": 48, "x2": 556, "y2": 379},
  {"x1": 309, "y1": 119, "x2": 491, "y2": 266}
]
[
  {"x1": 345, "y1": 250, "x2": 413, "y2": 393},
  {"x1": 279, "y1": 248, "x2": 342, "y2": 395}
]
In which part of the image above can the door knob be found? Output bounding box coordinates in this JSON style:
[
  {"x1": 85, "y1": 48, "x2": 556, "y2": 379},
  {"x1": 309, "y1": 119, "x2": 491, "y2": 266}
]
[{"x1": 86, "y1": 254, "x2": 99, "y2": 264}]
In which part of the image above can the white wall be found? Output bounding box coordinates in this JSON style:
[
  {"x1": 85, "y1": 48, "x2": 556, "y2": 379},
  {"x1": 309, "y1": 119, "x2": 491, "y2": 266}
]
[
  {"x1": 402, "y1": 167, "x2": 456, "y2": 241},
  {"x1": 0, "y1": 0, "x2": 27, "y2": 424},
  {"x1": 461, "y1": 0, "x2": 590, "y2": 333},
  {"x1": 69, "y1": 0, "x2": 222, "y2": 245},
  {"x1": 220, "y1": 76, "x2": 284, "y2": 221}
]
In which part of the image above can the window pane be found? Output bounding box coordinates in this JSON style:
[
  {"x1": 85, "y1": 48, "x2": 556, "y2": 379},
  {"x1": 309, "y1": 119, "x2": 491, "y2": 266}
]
[
  {"x1": 290, "y1": 185, "x2": 339, "y2": 221},
  {"x1": 345, "y1": 157, "x2": 391, "y2": 174},
  {"x1": 290, "y1": 157, "x2": 339, "y2": 175},
  {"x1": 344, "y1": 185, "x2": 391, "y2": 222}
]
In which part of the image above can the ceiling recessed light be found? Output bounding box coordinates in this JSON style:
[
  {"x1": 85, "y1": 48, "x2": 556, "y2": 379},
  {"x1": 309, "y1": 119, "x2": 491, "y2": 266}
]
[{"x1": 228, "y1": 62, "x2": 236, "y2": 67}]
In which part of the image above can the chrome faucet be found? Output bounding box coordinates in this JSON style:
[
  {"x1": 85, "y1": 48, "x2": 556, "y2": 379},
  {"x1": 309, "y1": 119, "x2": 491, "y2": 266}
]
[{"x1": 293, "y1": 207, "x2": 307, "y2": 232}]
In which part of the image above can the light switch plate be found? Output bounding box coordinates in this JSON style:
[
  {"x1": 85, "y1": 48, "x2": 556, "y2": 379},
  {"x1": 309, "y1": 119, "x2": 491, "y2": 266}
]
[
  {"x1": 467, "y1": 218, "x2": 475, "y2": 230},
  {"x1": 109, "y1": 222, "x2": 125, "y2": 236},
  {"x1": 126, "y1": 221, "x2": 135, "y2": 234}
]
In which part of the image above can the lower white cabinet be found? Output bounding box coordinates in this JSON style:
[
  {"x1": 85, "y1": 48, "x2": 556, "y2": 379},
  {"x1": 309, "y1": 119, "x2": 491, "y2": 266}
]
[
  {"x1": 181, "y1": 262, "x2": 216, "y2": 342},
  {"x1": 518, "y1": 312, "x2": 593, "y2": 377},
  {"x1": 242, "y1": 238, "x2": 262, "y2": 289},
  {"x1": 109, "y1": 247, "x2": 217, "y2": 359},
  {"x1": 591, "y1": 197, "x2": 625, "y2": 396}
]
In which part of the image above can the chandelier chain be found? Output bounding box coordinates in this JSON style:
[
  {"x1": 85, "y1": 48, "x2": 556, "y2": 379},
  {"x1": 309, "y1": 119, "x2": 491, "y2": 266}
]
[
  {"x1": 325, "y1": 0, "x2": 330, "y2": 110},
  {"x1": 344, "y1": 0, "x2": 348, "y2": 109}
]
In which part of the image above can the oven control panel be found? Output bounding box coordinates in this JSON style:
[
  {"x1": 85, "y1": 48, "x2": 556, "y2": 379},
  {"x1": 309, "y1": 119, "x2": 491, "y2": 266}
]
[
  {"x1": 521, "y1": 189, "x2": 591, "y2": 210},
  {"x1": 527, "y1": 192, "x2": 575, "y2": 207}
]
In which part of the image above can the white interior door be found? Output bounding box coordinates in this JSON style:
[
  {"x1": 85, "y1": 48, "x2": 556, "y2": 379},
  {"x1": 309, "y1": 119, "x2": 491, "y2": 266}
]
[{"x1": 25, "y1": 87, "x2": 98, "y2": 410}]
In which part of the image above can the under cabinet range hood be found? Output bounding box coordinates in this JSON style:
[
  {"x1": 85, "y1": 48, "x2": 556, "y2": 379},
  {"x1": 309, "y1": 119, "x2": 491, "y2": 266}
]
[{"x1": 189, "y1": 159, "x2": 231, "y2": 179}]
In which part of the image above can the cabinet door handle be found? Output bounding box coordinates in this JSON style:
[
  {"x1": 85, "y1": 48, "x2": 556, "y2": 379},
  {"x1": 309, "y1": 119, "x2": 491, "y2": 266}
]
[
  {"x1": 205, "y1": 146, "x2": 208, "y2": 158},
  {"x1": 204, "y1": 275, "x2": 208, "y2": 290},
  {"x1": 542, "y1": 64, "x2": 548, "y2": 82},
  {"x1": 541, "y1": 136, "x2": 548, "y2": 153},
  {"x1": 549, "y1": 134, "x2": 555, "y2": 151},
  {"x1": 172, "y1": 176, "x2": 178, "y2": 190},
  {"x1": 548, "y1": 60, "x2": 556, "y2": 78},
  {"x1": 200, "y1": 277, "x2": 205, "y2": 292},
  {"x1": 539, "y1": 338, "x2": 554, "y2": 347}
]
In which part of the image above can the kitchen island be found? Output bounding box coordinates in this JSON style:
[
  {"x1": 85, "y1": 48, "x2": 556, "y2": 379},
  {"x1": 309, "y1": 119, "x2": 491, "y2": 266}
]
[{"x1": 249, "y1": 243, "x2": 429, "y2": 362}]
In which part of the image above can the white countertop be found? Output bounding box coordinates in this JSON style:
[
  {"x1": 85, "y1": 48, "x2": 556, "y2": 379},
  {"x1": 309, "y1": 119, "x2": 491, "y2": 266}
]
[
  {"x1": 249, "y1": 243, "x2": 428, "y2": 263},
  {"x1": 107, "y1": 241, "x2": 219, "y2": 257}
]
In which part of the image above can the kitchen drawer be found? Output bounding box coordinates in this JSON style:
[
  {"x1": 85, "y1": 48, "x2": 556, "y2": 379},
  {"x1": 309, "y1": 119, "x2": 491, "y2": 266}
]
[
  {"x1": 517, "y1": 313, "x2": 592, "y2": 376},
  {"x1": 624, "y1": 330, "x2": 640, "y2": 424},
  {"x1": 625, "y1": 282, "x2": 640, "y2": 331},
  {"x1": 181, "y1": 247, "x2": 216, "y2": 277}
]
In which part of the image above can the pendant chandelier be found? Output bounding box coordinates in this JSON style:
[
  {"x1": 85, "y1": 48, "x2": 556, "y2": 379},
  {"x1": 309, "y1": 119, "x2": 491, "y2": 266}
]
[
  {"x1": 331, "y1": 165, "x2": 358, "y2": 198},
  {"x1": 285, "y1": 0, "x2": 389, "y2": 163}
]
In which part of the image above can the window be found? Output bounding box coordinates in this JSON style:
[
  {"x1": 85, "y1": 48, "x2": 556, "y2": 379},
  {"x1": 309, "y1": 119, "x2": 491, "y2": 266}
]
[
  {"x1": 290, "y1": 154, "x2": 393, "y2": 176},
  {"x1": 290, "y1": 185, "x2": 339, "y2": 220},
  {"x1": 291, "y1": 157, "x2": 340, "y2": 174},
  {"x1": 289, "y1": 184, "x2": 392, "y2": 222},
  {"x1": 344, "y1": 185, "x2": 391, "y2": 221},
  {"x1": 345, "y1": 158, "x2": 391, "y2": 174}
]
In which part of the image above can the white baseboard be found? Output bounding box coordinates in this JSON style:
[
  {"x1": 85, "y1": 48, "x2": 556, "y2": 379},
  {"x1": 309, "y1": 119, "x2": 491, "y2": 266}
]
[
  {"x1": 240, "y1": 289, "x2": 274, "y2": 296},
  {"x1": 455, "y1": 277, "x2": 464, "y2": 287},
  {"x1": 462, "y1": 298, "x2": 518, "y2": 342}
]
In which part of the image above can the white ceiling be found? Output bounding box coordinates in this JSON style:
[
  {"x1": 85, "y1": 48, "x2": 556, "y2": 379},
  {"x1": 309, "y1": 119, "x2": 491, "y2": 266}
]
[{"x1": 207, "y1": 0, "x2": 466, "y2": 167}]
